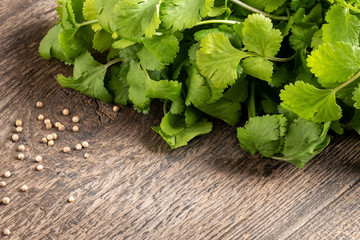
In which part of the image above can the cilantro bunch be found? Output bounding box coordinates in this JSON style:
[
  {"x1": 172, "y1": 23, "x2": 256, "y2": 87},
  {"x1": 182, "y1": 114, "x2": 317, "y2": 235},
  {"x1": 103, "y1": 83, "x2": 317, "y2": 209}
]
[{"x1": 39, "y1": 0, "x2": 360, "y2": 168}]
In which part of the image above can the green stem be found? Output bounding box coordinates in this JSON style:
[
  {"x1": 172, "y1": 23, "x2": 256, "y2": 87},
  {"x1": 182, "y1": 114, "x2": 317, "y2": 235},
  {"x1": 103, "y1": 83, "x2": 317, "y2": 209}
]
[
  {"x1": 104, "y1": 58, "x2": 122, "y2": 68},
  {"x1": 333, "y1": 70, "x2": 360, "y2": 92},
  {"x1": 229, "y1": 0, "x2": 289, "y2": 21},
  {"x1": 77, "y1": 19, "x2": 99, "y2": 28},
  {"x1": 163, "y1": 100, "x2": 169, "y2": 115},
  {"x1": 335, "y1": 0, "x2": 360, "y2": 14},
  {"x1": 195, "y1": 19, "x2": 241, "y2": 26},
  {"x1": 265, "y1": 54, "x2": 296, "y2": 63},
  {"x1": 248, "y1": 80, "x2": 256, "y2": 119}
]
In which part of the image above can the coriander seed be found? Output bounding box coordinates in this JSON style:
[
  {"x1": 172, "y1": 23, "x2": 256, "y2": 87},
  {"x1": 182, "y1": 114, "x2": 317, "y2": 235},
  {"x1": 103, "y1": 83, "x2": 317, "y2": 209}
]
[
  {"x1": 15, "y1": 126, "x2": 23, "y2": 133},
  {"x1": 68, "y1": 196, "x2": 75, "y2": 203},
  {"x1": 18, "y1": 145, "x2": 25, "y2": 152},
  {"x1": 38, "y1": 114, "x2": 44, "y2": 121},
  {"x1": 41, "y1": 137, "x2": 48, "y2": 143},
  {"x1": 35, "y1": 155, "x2": 43, "y2": 162},
  {"x1": 72, "y1": 116, "x2": 80, "y2": 123},
  {"x1": 113, "y1": 106, "x2": 120, "y2": 112},
  {"x1": 4, "y1": 171, "x2": 11, "y2": 178},
  {"x1": 54, "y1": 122, "x2": 61, "y2": 128},
  {"x1": 75, "y1": 143, "x2": 82, "y2": 151},
  {"x1": 15, "y1": 119, "x2": 23, "y2": 127},
  {"x1": 63, "y1": 146, "x2": 71, "y2": 153},
  {"x1": 36, "y1": 101, "x2": 43, "y2": 108},
  {"x1": 18, "y1": 153, "x2": 25, "y2": 160},
  {"x1": 12, "y1": 134, "x2": 19, "y2": 142},
  {"x1": 58, "y1": 125, "x2": 65, "y2": 131},
  {"x1": 52, "y1": 133, "x2": 58, "y2": 139},
  {"x1": 47, "y1": 134, "x2": 53, "y2": 141},
  {"x1": 2, "y1": 197, "x2": 10, "y2": 205},
  {"x1": 0, "y1": 181, "x2": 6, "y2": 187},
  {"x1": 81, "y1": 141, "x2": 89, "y2": 148},
  {"x1": 3, "y1": 228, "x2": 10, "y2": 236},
  {"x1": 83, "y1": 153, "x2": 89, "y2": 159},
  {"x1": 72, "y1": 125, "x2": 79, "y2": 132},
  {"x1": 20, "y1": 185, "x2": 28, "y2": 192},
  {"x1": 44, "y1": 119, "x2": 51, "y2": 124},
  {"x1": 36, "y1": 165, "x2": 44, "y2": 171},
  {"x1": 48, "y1": 140, "x2": 55, "y2": 146},
  {"x1": 63, "y1": 108, "x2": 70, "y2": 116},
  {"x1": 46, "y1": 123, "x2": 52, "y2": 129}
]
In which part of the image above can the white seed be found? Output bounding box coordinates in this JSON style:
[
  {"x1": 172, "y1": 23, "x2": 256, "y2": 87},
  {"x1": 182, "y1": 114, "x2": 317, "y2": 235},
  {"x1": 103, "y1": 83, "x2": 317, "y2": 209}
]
[
  {"x1": 15, "y1": 119, "x2": 23, "y2": 127},
  {"x1": 15, "y1": 126, "x2": 23, "y2": 133},
  {"x1": 36, "y1": 165, "x2": 44, "y2": 171},
  {"x1": 63, "y1": 108, "x2": 70, "y2": 116},
  {"x1": 81, "y1": 141, "x2": 89, "y2": 148},
  {"x1": 58, "y1": 125, "x2": 65, "y2": 131},
  {"x1": 2, "y1": 197, "x2": 10, "y2": 205},
  {"x1": 35, "y1": 155, "x2": 43, "y2": 163},
  {"x1": 54, "y1": 122, "x2": 61, "y2": 128},
  {"x1": 72, "y1": 116, "x2": 80, "y2": 123},
  {"x1": 113, "y1": 106, "x2": 120, "y2": 112},
  {"x1": 75, "y1": 144, "x2": 82, "y2": 151},
  {"x1": 20, "y1": 185, "x2": 28, "y2": 192},
  {"x1": 18, "y1": 145, "x2": 25, "y2": 152},
  {"x1": 68, "y1": 196, "x2": 75, "y2": 203},
  {"x1": 47, "y1": 134, "x2": 53, "y2": 141},
  {"x1": 36, "y1": 101, "x2": 43, "y2": 108},
  {"x1": 44, "y1": 119, "x2": 51, "y2": 124},
  {"x1": 0, "y1": 181, "x2": 6, "y2": 187},
  {"x1": 63, "y1": 146, "x2": 71, "y2": 153},
  {"x1": 47, "y1": 140, "x2": 55, "y2": 146},
  {"x1": 3, "y1": 228, "x2": 11, "y2": 236},
  {"x1": 4, "y1": 171, "x2": 11, "y2": 178},
  {"x1": 41, "y1": 137, "x2": 48, "y2": 143},
  {"x1": 46, "y1": 123, "x2": 52, "y2": 129},
  {"x1": 52, "y1": 133, "x2": 58, "y2": 139},
  {"x1": 38, "y1": 114, "x2": 44, "y2": 121},
  {"x1": 12, "y1": 134, "x2": 19, "y2": 142},
  {"x1": 83, "y1": 153, "x2": 89, "y2": 159},
  {"x1": 18, "y1": 153, "x2": 25, "y2": 160},
  {"x1": 72, "y1": 125, "x2": 79, "y2": 132}
]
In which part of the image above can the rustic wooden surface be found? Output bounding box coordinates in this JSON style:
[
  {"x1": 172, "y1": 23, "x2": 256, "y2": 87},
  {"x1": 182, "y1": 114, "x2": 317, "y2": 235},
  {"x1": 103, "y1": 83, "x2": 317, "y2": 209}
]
[{"x1": 0, "y1": 1, "x2": 360, "y2": 239}]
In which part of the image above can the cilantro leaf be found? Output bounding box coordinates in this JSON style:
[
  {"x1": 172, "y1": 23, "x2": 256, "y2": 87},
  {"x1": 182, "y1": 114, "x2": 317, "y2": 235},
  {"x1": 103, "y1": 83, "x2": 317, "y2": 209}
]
[
  {"x1": 307, "y1": 42, "x2": 360, "y2": 88},
  {"x1": 83, "y1": 0, "x2": 103, "y2": 31},
  {"x1": 137, "y1": 46, "x2": 164, "y2": 71},
  {"x1": 242, "y1": 14, "x2": 283, "y2": 57},
  {"x1": 94, "y1": 0, "x2": 119, "y2": 32},
  {"x1": 196, "y1": 32, "x2": 251, "y2": 89},
  {"x1": 93, "y1": 29, "x2": 113, "y2": 53},
  {"x1": 56, "y1": 51, "x2": 113, "y2": 102},
  {"x1": 160, "y1": 112, "x2": 186, "y2": 136},
  {"x1": 289, "y1": 22, "x2": 318, "y2": 50},
  {"x1": 242, "y1": 57, "x2": 273, "y2": 82},
  {"x1": 108, "y1": 64, "x2": 130, "y2": 105},
  {"x1": 145, "y1": 79, "x2": 182, "y2": 101},
  {"x1": 161, "y1": 0, "x2": 214, "y2": 31},
  {"x1": 353, "y1": 84, "x2": 360, "y2": 109},
  {"x1": 185, "y1": 66, "x2": 211, "y2": 107},
  {"x1": 114, "y1": 0, "x2": 161, "y2": 38},
  {"x1": 142, "y1": 34, "x2": 180, "y2": 65},
  {"x1": 241, "y1": 0, "x2": 286, "y2": 12},
  {"x1": 280, "y1": 81, "x2": 342, "y2": 122}
]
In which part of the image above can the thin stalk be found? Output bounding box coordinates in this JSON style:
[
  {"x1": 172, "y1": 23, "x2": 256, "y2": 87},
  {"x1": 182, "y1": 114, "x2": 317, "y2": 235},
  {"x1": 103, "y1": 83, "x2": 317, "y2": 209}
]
[
  {"x1": 248, "y1": 80, "x2": 256, "y2": 119},
  {"x1": 335, "y1": 0, "x2": 360, "y2": 14},
  {"x1": 104, "y1": 58, "x2": 122, "y2": 68},
  {"x1": 333, "y1": 70, "x2": 360, "y2": 92},
  {"x1": 195, "y1": 19, "x2": 241, "y2": 26},
  {"x1": 230, "y1": 0, "x2": 289, "y2": 21},
  {"x1": 265, "y1": 54, "x2": 296, "y2": 63},
  {"x1": 163, "y1": 100, "x2": 169, "y2": 115},
  {"x1": 77, "y1": 19, "x2": 98, "y2": 28}
]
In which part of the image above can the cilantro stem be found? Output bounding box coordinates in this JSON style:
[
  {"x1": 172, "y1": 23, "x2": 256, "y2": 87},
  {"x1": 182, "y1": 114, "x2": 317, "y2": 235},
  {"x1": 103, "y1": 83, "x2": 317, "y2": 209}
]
[
  {"x1": 335, "y1": 0, "x2": 360, "y2": 14},
  {"x1": 333, "y1": 70, "x2": 360, "y2": 92},
  {"x1": 77, "y1": 19, "x2": 99, "y2": 28},
  {"x1": 104, "y1": 58, "x2": 122, "y2": 68},
  {"x1": 265, "y1": 54, "x2": 296, "y2": 63},
  {"x1": 163, "y1": 100, "x2": 168, "y2": 115},
  {"x1": 195, "y1": 20, "x2": 241, "y2": 26},
  {"x1": 248, "y1": 80, "x2": 256, "y2": 118},
  {"x1": 229, "y1": 0, "x2": 289, "y2": 21}
]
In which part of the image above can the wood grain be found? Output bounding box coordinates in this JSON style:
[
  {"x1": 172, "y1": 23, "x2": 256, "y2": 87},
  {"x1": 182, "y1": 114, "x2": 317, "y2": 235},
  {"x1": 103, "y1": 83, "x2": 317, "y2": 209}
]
[{"x1": 0, "y1": 1, "x2": 359, "y2": 239}]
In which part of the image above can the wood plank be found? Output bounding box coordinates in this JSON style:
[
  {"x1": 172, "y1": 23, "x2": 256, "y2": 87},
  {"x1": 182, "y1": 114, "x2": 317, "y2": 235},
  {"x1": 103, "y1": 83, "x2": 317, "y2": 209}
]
[{"x1": 0, "y1": 0, "x2": 359, "y2": 239}]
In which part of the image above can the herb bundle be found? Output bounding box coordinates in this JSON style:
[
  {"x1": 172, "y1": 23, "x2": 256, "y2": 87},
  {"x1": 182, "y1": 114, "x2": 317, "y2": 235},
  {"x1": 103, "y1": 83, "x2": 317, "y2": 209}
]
[{"x1": 39, "y1": 0, "x2": 360, "y2": 168}]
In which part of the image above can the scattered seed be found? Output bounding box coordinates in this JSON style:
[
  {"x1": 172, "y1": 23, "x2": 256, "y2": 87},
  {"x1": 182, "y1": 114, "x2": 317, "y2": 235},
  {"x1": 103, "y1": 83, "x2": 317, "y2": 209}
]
[
  {"x1": 18, "y1": 153, "x2": 25, "y2": 160},
  {"x1": 41, "y1": 137, "x2": 48, "y2": 143},
  {"x1": 72, "y1": 125, "x2": 79, "y2": 132},
  {"x1": 72, "y1": 116, "x2": 80, "y2": 123},
  {"x1": 75, "y1": 144, "x2": 82, "y2": 151},
  {"x1": 12, "y1": 134, "x2": 19, "y2": 142},
  {"x1": 38, "y1": 114, "x2": 44, "y2": 121},
  {"x1": 44, "y1": 119, "x2": 51, "y2": 124},
  {"x1": 58, "y1": 125, "x2": 65, "y2": 131},
  {"x1": 63, "y1": 146, "x2": 71, "y2": 153},
  {"x1": 113, "y1": 106, "x2": 120, "y2": 112},
  {"x1": 47, "y1": 140, "x2": 55, "y2": 146},
  {"x1": 47, "y1": 134, "x2": 54, "y2": 141},
  {"x1": 36, "y1": 101, "x2": 43, "y2": 108},
  {"x1": 3, "y1": 171, "x2": 11, "y2": 178},
  {"x1": 81, "y1": 141, "x2": 89, "y2": 148},
  {"x1": 15, "y1": 119, "x2": 23, "y2": 127},
  {"x1": 63, "y1": 108, "x2": 70, "y2": 116},
  {"x1": 35, "y1": 155, "x2": 43, "y2": 163},
  {"x1": 3, "y1": 228, "x2": 10, "y2": 236},
  {"x1": 18, "y1": 145, "x2": 25, "y2": 152},
  {"x1": 2, "y1": 197, "x2": 10, "y2": 205},
  {"x1": 46, "y1": 123, "x2": 52, "y2": 129},
  {"x1": 68, "y1": 196, "x2": 75, "y2": 203},
  {"x1": 20, "y1": 185, "x2": 29, "y2": 192},
  {"x1": 15, "y1": 126, "x2": 23, "y2": 133},
  {"x1": 36, "y1": 165, "x2": 44, "y2": 171},
  {"x1": 54, "y1": 122, "x2": 61, "y2": 128},
  {"x1": 52, "y1": 133, "x2": 58, "y2": 139},
  {"x1": 83, "y1": 153, "x2": 89, "y2": 159},
  {"x1": 0, "y1": 181, "x2": 6, "y2": 187}
]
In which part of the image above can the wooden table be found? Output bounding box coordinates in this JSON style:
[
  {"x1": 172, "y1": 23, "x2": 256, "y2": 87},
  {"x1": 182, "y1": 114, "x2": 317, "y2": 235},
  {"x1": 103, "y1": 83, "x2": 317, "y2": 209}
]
[{"x1": 1, "y1": 1, "x2": 359, "y2": 239}]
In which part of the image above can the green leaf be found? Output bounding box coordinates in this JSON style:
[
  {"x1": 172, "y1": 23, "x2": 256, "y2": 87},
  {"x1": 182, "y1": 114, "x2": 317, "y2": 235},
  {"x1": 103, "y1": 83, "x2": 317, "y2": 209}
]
[
  {"x1": 83, "y1": 0, "x2": 102, "y2": 31},
  {"x1": 71, "y1": 0, "x2": 86, "y2": 23},
  {"x1": 323, "y1": 4, "x2": 360, "y2": 46},
  {"x1": 93, "y1": 29, "x2": 113, "y2": 53},
  {"x1": 241, "y1": 0, "x2": 286, "y2": 12},
  {"x1": 170, "y1": 97, "x2": 185, "y2": 114},
  {"x1": 160, "y1": 112, "x2": 186, "y2": 136},
  {"x1": 289, "y1": 22, "x2": 318, "y2": 50},
  {"x1": 56, "y1": 51, "x2": 113, "y2": 102},
  {"x1": 242, "y1": 14, "x2": 283, "y2": 57},
  {"x1": 61, "y1": 0, "x2": 77, "y2": 29},
  {"x1": 353, "y1": 84, "x2": 360, "y2": 109},
  {"x1": 146, "y1": 79, "x2": 182, "y2": 101},
  {"x1": 94, "y1": 0, "x2": 119, "y2": 32},
  {"x1": 307, "y1": 42, "x2": 360, "y2": 88},
  {"x1": 280, "y1": 81, "x2": 342, "y2": 122},
  {"x1": 142, "y1": 34, "x2": 180, "y2": 65},
  {"x1": 185, "y1": 107, "x2": 200, "y2": 126},
  {"x1": 196, "y1": 32, "x2": 251, "y2": 89},
  {"x1": 112, "y1": 39, "x2": 136, "y2": 49},
  {"x1": 161, "y1": 0, "x2": 214, "y2": 31},
  {"x1": 137, "y1": 46, "x2": 164, "y2": 70},
  {"x1": 223, "y1": 76, "x2": 248, "y2": 103},
  {"x1": 59, "y1": 28, "x2": 86, "y2": 58},
  {"x1": 153, "y1": 118, "x2": 212, "y2": 149},
  {"x1": 185, "y1": 66, "x2": 211, "y2": 106},
  {"x1": 348, "y1": 110, "x2": 360, "y2": 134},
  {"x1": 108, "y1": 64, "x2": 130, "y2": 105},
  {"x1": 114, "y1": 0, "x2": 161, "y2": 38},
  {"x1": 237, "y1": 115, "x2": 287, "y2": 158},
  {"x1": 242, "y1": 57, "x2": 273, "y2": 82}
]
